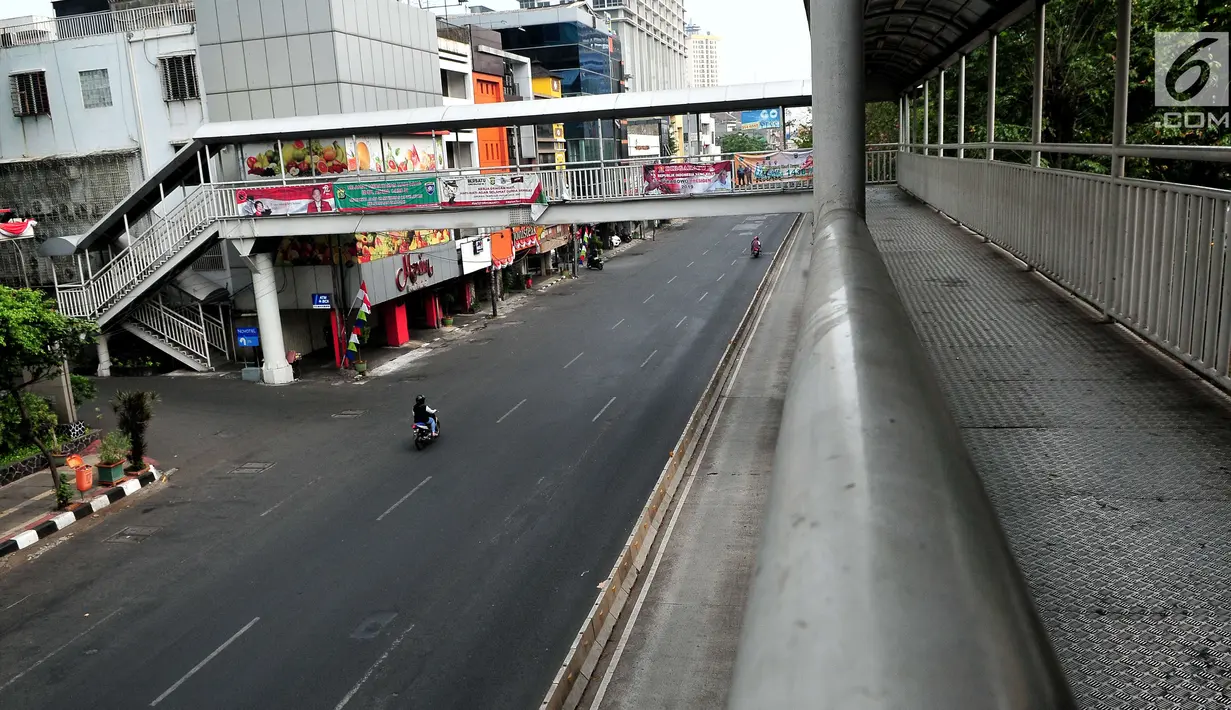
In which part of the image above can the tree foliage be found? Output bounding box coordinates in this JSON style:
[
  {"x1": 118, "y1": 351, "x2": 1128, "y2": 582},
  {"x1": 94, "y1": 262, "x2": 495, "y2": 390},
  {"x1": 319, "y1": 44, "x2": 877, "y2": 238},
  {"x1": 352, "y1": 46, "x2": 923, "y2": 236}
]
[
  {"x1": 0, "y1": 287, "x2": 98, "y2": 503},
  {"x1": 721, "y1": 132, "x2": 769, "y2": 154}
]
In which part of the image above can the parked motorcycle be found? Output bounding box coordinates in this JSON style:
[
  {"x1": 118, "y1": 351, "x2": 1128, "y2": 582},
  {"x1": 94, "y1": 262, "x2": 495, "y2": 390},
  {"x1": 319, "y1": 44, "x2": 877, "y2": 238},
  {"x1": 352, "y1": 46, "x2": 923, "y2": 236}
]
[{"x1": 413, "y1": 416, "x2": 441, "y2": 450}]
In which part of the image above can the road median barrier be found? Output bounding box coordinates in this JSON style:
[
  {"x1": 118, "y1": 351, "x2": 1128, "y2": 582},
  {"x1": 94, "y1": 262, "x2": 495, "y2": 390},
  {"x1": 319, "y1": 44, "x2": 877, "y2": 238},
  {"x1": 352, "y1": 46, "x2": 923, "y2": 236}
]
[{"x1": 539, "y1": 212, "x2": 807, "y2": 710}]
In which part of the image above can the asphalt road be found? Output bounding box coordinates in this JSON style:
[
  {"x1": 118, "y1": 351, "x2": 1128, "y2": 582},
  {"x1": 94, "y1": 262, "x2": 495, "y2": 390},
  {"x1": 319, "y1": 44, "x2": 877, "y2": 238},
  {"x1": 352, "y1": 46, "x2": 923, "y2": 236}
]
[{"x1": 0, "y1": 213, "x2": 797, "y2": 710}]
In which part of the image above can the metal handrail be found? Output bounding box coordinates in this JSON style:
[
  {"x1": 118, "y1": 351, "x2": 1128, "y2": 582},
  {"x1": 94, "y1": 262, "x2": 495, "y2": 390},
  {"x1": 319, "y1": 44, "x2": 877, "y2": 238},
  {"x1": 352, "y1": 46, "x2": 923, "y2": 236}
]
[
  {"x1": 0, "y1": 2, "x2": 195, "y2": 47},
  {"x1": 130, "y1": 300, "x2": 209, "y2": 367},
  {"x1": 904, "y1": 140, "x2": 1231, "y2": 164},
  {"x1": 728, "y1": 210, "x2": 1077, "y2": 709}
]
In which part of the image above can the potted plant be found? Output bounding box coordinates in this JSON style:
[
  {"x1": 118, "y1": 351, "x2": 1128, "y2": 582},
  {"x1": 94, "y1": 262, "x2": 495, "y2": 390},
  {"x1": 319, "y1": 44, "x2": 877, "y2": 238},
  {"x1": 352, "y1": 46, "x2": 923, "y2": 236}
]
[
  {"x1": 47, "y1": 427, "x2": 69, "y2": 469},
  {"x1": 112, "y1": 390, "x2": 159, "y2": 473},
  {"x1": 354, "y1": 359, "x2": 368, "y2": 374},
  {"x1": 97, "y1": 430, "x2": 130, "y2": 485},
  {"x1": 441, "y1": 292, "x2": 456, "y2": 327}
]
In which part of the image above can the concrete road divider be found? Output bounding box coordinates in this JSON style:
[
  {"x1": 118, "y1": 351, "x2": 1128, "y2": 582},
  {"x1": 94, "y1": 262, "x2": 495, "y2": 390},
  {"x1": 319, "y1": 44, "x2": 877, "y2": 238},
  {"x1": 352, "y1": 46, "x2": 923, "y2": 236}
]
[{"x1": 539, "y1": 213, "x2": 807, "y2": 710}]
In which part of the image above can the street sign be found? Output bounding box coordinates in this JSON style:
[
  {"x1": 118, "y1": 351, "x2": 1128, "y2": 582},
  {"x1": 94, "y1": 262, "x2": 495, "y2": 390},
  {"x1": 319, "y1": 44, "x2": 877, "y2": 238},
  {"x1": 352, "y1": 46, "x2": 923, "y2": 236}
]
[
  {"x1": 311, "y1": 293, "x2": 332, "y2": 309},
  {"x1": 236, "y1": 326, "x2": 260, "y2": 348}
]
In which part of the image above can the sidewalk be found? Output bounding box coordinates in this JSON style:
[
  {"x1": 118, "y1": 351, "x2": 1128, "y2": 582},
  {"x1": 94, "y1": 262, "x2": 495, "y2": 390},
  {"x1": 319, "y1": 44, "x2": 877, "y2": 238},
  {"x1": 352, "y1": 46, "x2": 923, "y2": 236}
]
[{"x1": 0, "y1": 448, "x2": 167, "y2": 560}]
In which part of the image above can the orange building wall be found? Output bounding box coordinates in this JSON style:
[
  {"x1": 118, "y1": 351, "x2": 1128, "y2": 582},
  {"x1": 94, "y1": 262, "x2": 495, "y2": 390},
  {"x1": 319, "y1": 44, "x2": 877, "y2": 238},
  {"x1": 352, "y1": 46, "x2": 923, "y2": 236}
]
[{"x1": 473, "y1": 73, "x2": 509, "y2": 171}]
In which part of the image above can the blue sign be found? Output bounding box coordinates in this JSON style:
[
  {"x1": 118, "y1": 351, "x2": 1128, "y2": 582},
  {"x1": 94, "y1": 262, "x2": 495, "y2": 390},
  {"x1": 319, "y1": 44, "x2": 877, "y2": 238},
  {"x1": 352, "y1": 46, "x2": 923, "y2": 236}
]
[
  {"x1": 236, "y1": 327, "x2": 260, "y2": 348},
  {"x1": 740, "y1": 109, "x2": 781, "y2": 130},
  {"x1": 311, "y1": 293, "x2": 332, "y2": 309}
]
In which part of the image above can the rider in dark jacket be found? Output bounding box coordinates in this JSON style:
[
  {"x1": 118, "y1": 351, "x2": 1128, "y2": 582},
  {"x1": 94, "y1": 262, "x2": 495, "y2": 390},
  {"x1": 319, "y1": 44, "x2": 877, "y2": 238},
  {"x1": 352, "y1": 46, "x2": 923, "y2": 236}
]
[{"x1": 413, "y1": 395, "x2": 438, "y2": 437}]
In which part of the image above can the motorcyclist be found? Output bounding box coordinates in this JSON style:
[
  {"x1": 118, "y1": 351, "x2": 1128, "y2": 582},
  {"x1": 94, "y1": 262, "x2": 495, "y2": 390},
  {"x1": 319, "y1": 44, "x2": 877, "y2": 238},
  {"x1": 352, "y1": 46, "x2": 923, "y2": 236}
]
[
  {"x1": 751, "y1": 235, "x2": 762, "y2": 254},
  {"x1": 413, "y1": 394, "x2": 438, "y2": 438}
]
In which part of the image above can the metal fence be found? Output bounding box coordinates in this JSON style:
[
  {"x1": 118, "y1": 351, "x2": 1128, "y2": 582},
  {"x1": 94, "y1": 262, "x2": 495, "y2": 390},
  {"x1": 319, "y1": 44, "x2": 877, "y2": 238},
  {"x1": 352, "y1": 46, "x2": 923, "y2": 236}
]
[
  {"x1": 899, "y1": 151, "x2": 1231, "y2": 392},
  {"x1": 0, "y1": 2, "x2": 195, "y2": 47}
]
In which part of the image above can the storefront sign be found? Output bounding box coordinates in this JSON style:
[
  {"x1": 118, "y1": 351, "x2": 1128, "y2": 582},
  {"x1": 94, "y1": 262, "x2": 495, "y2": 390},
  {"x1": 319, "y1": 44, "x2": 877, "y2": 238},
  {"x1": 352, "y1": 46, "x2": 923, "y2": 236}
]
[
  {"x1": 734, "y1": 151, "x2": 813, "y2": 184},
  {"x1": 236, "y1": 327, "x2": 260, "y2": 347},
  {"x1": 395, "y1": 253, "x2": 435, "y2": 292},
  {"x1": 437, "y1": 174, "x2": 543, "y2": 207},
  {"x1": 536, "y1": 225, "x2": 570, "y2": 253},
  {"x1": 236, "y1": 184, "x2": 335, "y2": 216},
  {"x1": 642, "y1": 161, "x2": 734, "y2": 195},
  {"x1": 459, "y1": 236, "x2": 491, "y2": 275},
  {"x1": 512, "y1": 225, "x2": 539, "y2": 252},
  {"x1": 335, "y1": 178, "x2": 439, "y2": 212},
  {"x1": 355, "y1": 230, "x2": 451, "y2": 264},
  {"x1": 311, "y1": 293, "x2": 332, "y2": 309}
]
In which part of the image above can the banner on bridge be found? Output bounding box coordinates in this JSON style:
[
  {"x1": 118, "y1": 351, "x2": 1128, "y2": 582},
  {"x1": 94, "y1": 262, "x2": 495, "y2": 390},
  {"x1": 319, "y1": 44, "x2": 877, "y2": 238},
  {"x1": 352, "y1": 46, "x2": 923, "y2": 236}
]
[
  {"x1": 437, "y1": 174, "x2": 543, "y2": 207},
  {"x1": 335, "y1": 178, "x2": 439, "y2": 212},
  {"x1": 734, "y1": 151, "x2": 813, "y2": 185},
  {"x1": 236, "y1": 184, "x2": 335, "y2": 216},
  {"x1": 642, "y1": 161, "x2": 734, "y2": 195}
]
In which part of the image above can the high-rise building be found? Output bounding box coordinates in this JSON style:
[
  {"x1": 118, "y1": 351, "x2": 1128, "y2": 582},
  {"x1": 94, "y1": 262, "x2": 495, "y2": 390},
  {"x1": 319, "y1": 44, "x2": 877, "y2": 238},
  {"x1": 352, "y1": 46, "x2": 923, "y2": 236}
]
[
  {"x1": 585, "y1": 0, "x2": 686, "y2": 93},
  {"x1": 686, "y1": 26, "x2": 721, "y2": 88}
]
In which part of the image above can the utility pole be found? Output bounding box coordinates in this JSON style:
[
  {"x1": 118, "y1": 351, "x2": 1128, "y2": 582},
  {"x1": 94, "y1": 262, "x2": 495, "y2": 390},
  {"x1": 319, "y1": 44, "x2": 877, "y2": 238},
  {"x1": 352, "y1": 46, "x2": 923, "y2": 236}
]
[{"x1": 490, "y1": 267, "x2": 499, "y2": 317}]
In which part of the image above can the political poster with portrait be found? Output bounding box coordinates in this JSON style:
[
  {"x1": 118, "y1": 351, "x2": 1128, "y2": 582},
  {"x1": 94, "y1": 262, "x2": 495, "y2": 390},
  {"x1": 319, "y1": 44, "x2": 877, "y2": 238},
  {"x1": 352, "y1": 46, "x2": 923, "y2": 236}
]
[
  {"x1": 437, "y1": 174, "x2": 544, "y2": 207},
  {"x1": 236, "y1": 184, "x2": 335, "y2": 217},
  {"x1": 642, "y1": 161, "x2": 734, "y2": 195}
]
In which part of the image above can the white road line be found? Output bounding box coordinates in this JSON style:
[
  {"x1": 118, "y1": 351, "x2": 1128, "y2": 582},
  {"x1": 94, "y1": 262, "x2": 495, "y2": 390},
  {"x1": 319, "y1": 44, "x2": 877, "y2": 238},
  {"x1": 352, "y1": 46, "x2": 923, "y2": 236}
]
[
  {"x1": 687, "y1": 261, "x2": 695, "y2": 268},
  {"x1": 640, "y1": 350, "x2": 658, "y2": 368},
  {"x1": 611, "y1": 318, "x2": 625, "y2": 330},
  {"x1": 496, "y1": 398, "x2": 527, "y2": 424},
  {"x1": 333, "y1": 622, "x2": 416, "y2": 710},
  {"x1": 699, "y1": 291, "x2": 709, "y2": 302},
  {"x1": 731, "y1": 259, "x2": 738, "y2": 266},
  {"x1": 667, "y1": 275, "x2": 677, "y2": 284},
  {"x1": 376, "y1": 476, "x2": 433, "y2": 522},
  {"x1": 593, "y1": 397, "x2": 617, "y2": 422},
  {"x1": 260, "y1": 476, "x2": 322, "y2": 517},
  {"x1": 643, "y1": 293, "x2": 655, "y2": 304},
  {"x1": 150, "y1": 617, "x2": 259, "y2": 706},
  {"x1": 717, "y1": 273, "x2": 725, "y2": 282},
  {"x1": 3, "y1": 594, "x2": 31, "y2": 611},
  {"x1": 564, "y1": 352, "x2": 584, "y2": 369},
  {"x1": 0, "y1": 608, "x2": 122, "y2": 694},
  {"x1": 702, "y1": 249, "x2": 710, "y2": 255},
  {"x1": 675, "y1": 316, "x2": 687, "y2": 328},
  {"x1": 592, "y1": 211, "x2": 797, "y2": 709}
]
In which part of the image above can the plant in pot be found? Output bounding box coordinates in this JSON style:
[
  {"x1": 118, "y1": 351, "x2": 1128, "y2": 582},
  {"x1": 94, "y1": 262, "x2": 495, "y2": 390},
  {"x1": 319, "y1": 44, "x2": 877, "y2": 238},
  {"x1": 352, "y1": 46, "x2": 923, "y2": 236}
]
[
  {"x1": 112, "y1": 390, "x2": 159, "y2": 473},
  {"x1": 47, "y1": 425, "x2": 69, "y2": 469},
  {"x1": 441, "y1": 292, "x2": 456, "y2": 327},
  {"x1": 97, "y1": 430, "x2": 130, "y2": 485}
]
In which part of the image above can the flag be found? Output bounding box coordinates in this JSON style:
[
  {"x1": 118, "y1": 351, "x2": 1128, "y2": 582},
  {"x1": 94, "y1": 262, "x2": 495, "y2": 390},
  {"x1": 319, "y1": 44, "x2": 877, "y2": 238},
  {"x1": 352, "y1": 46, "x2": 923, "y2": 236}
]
[{"x1": 344, "y1": 281, "x2": 371, "y2": 363}]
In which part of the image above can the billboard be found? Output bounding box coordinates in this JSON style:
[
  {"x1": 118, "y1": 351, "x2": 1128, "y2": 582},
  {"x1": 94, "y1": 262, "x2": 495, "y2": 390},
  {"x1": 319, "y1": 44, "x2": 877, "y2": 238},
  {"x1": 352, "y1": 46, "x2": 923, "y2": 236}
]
[
  {"x1": 740, "y1": 109, "x2": 782, "y2": 130},
  {"x1": 643, "y1": 161, "x2": 734, "y2": 195},
  {"x1": 236, "y1": 184, "x2": 335, "y2": 216},
  {"x1": 437, "y1": 175, "x2": 544, "y2": 207},
  {"x1": 734, "y1": 151, "x2": 813, "y2": 185}
]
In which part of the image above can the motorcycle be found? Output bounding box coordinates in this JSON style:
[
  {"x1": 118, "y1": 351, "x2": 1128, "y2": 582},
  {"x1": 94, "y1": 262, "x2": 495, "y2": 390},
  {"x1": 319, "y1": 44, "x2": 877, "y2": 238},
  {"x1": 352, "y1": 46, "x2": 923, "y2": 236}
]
[
  {"x1": 413, "y1": 416, "x2": 441, "y2": 450},
  {"x1": 751, "y1": 245, "x2": 762, "y2": 258},
  {"x1": 587, "y1": 255, "x2": 605, "y2": 270}
]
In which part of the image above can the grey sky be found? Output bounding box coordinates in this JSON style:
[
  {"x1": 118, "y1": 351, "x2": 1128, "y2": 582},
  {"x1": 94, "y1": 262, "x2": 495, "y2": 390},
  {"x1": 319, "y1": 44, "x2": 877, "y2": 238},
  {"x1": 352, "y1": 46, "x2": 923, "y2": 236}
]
[{"x1": 4, "y1": 0, "x2": 811, "y2": 83}]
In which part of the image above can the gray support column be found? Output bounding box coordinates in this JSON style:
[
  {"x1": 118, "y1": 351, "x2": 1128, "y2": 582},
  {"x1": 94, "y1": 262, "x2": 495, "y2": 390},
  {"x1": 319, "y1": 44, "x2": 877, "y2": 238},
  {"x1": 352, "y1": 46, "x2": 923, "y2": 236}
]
[
  {"x1": 923, "y1": 80, "x2": 930, "y2": 155},
  {"x1": 248, "y1": 252, "x2": 294, "y2": 385},
  {"x1": 899, "y1": 95, "x2": 906, "y2": 147},
  {"x1": 987, "y1": 34, "x2": 998, "y2": 161},
  {"x1": 938, "y1": 70, "x2": 946, "y2": 157},
  {"x1": 808, "y1": 0, "x2": 866, "y2": 216},
  {"x1": 1112, "y1": 0, "x2": 1131, "y2": 178},
  {"x1": 958, "y1": 55, "x2": 967, "y2": 159},
  {"x1": 96, "y1": 332, "x2": 112, "y2": 378},
  {"x1": 1031, "y1": 4, "x2": 1047, "y2": 167}
]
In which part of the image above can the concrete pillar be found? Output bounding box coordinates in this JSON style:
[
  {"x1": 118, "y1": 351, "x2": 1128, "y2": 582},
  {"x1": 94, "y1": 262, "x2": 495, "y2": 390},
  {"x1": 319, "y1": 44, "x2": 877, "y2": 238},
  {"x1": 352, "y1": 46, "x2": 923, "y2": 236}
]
[
  {"x1": 248, "y1": 252, "x2": 294, "y2": 385},
  {"x1": 811, "y1": 0, "x2": 864, "y2": 218},
  {"x1": 96, "y1": 332, "x2": 112, "y2": 378},
  {"x1": 987, "y1": 34, "x2": 998, "y2": 161},
  {"x1": 383, "y1": 301, "x2": 410, "y2": 346}
]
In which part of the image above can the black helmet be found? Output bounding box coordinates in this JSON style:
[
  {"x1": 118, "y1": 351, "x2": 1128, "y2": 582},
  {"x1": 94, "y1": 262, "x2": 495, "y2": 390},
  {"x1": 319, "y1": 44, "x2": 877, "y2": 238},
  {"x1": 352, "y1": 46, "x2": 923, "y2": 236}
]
[{"x1": 415, "y1": 395, "x2": 426, "y2": 405}]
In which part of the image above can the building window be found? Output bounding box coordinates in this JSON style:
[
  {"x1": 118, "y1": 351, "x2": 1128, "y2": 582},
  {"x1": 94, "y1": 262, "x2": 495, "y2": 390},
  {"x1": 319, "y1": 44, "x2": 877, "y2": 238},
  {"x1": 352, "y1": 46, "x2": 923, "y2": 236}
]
[
  {"x1": 159, "y1": 54, "x2": 199, "y2": 101},
  {"x1": 79, "y1": 69, "x2": 112, "y2": 109},
  {"x1": 10, "y1": 71, "x2": 50, "y2": 117}
]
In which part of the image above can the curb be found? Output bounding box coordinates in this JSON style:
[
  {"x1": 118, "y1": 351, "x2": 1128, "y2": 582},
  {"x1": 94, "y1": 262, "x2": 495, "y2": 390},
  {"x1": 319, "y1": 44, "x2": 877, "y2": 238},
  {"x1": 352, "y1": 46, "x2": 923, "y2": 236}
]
[
  {"x1": 0, "y1": 467, "x2": 170, "y2": 560},
  {"x1": 538, "y1": 212, "x2": 807, "y2": 710}
]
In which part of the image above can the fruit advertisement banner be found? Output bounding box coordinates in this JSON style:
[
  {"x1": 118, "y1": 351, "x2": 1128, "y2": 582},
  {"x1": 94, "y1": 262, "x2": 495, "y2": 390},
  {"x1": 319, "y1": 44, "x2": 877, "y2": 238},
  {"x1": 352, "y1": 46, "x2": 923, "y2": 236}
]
[
  {"x1": 642, "y1": 161, "x2": 734, "y2": 195},
  {"x1": 734, "y1": 151, "x2": 813, "y2": 184},
  {"x1": 354, "y1": 230, "x2": 452, "y2": 264},
  {"x1": 335, "y1": 178, "x2": 439, "y2": 212},
  {"x1": 236, "y1": 184, "x2": 335, "y2": 217},
  {"x1": 242, "y1": 138, "x2": 350, "y2": 180},
  {"x1": 438, "y1": 175, "x2": 543, "y2": 207},
  {"x1": 274, "y1": 236, "x2": 358, "y2": 267},
  {"x1": 349, "y1": 136, "x2": 442, "y2": 174}
]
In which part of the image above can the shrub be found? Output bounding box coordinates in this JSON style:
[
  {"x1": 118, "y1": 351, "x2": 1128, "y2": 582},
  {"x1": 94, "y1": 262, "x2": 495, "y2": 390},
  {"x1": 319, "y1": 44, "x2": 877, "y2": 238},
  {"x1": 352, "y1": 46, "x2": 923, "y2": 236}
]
[
  {"x1": 99, "y1": 430, "x2": 130, "y2": 465},
  {"x1": 70, "y1": 374, "x2": 97, "y2": 408},
  {"x1": 0, "y1": 393, "x2": 56, "y2": 458},
  {"x1": 112, "y1": 390, "x2": 158, "y2": 469}
]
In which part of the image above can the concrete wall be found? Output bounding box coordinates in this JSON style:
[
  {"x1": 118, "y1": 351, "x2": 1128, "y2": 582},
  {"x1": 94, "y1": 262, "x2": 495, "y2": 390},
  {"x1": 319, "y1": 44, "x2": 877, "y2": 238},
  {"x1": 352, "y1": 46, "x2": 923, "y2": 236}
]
[{"x1": 196, "y1": 0, "x2": 443, "y2": 120}]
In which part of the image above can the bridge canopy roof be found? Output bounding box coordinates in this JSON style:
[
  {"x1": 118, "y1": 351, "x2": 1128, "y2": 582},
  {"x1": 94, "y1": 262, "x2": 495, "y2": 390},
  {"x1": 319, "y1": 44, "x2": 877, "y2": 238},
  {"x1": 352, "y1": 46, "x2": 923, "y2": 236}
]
[{"x1": 802, "y1": 0, "x2": 1037, "y2": 100}]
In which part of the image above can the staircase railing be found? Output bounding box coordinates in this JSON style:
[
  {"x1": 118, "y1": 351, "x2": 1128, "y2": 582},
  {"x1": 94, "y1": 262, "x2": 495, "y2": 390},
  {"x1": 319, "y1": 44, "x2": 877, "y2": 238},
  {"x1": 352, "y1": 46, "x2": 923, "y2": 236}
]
[
  {"x1": 172, "y1": 302, "x2": 229, "y2": 356},
  {"x1": 129, "y1": 298, "x2": 211, "y2": 369},
  {"x1": 56, "y1": 186, "x2": 222, "y2": 320}
]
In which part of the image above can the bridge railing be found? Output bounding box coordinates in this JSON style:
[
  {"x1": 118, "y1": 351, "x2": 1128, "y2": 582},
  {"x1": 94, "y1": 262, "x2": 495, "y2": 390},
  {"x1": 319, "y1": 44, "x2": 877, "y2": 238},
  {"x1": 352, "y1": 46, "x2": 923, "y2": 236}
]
[
  {"x1": 728, "y1": 206, "x2": 1076, "y2": 709},
  {"x1": 898, "y1": 144, "x2": 1231, "y2": 394}
]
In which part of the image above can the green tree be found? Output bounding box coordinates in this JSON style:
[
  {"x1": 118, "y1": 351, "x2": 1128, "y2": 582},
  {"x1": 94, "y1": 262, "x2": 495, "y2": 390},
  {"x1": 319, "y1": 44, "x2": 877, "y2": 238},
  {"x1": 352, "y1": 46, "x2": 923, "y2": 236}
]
[
  {"x1": 667, "y1": 132, "x2": 680, "y2": 157},
  {"x1": 721, "y1": 132, "x2": 769, "y2": 154},
  {"x1": 865, "y1": 102, "x2": 899, "y2": 145},
  {"x1": 792, "y1": 121, "x2": 813, "y2": 149},
  {"x1": 0, "y1": 287, "x2": 97, "y2": 504}
]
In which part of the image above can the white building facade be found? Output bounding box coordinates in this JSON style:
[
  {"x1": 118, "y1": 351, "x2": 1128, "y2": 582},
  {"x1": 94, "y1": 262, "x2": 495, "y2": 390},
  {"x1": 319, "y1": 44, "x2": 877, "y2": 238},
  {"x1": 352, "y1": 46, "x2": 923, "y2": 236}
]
[
  {"x1": 588, "y1": 0, "x2": 687, "y2": 92},
  {"x1": 686, "y1": 26, "x2": 721, "y2": 88}
]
